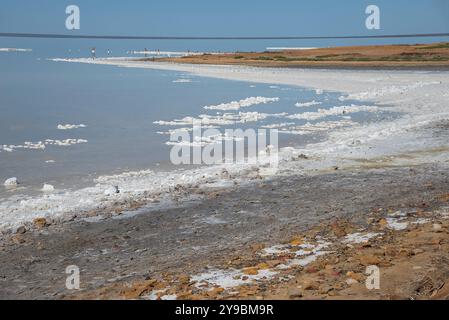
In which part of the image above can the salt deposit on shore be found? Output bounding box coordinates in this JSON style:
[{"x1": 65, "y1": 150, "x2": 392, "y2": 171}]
[
  {"x1": 295, "y1": 100, "x2": 322, "y2": 108},
  {"x1": 0, "y1": 138, "x2": 88, "y2": 153},
  {"x1": 204, "y1": 97, "x2": 279, "y2": 111},
  {"x1": 3, "y1": 178, "x2": 18, "y2": 187},
  {"x1": 0, "y1": 48, "x2": 32, "y2": 52},
  {"x1": 1, "y1": 57, "x2": 447, "y2": 232}
]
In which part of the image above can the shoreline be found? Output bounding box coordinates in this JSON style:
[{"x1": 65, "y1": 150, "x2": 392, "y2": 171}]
[
  {"x1": 2, "y1": 58, "x2": 448, "y2": 233},
  {"x1": 1, "y1": 162, "x2": 449, "y2": 299},
  {"x1": 148, "y1": 59, "x2": 449, "y2": 72},
  {"x1": 1, "y1": 57, "x2": 449, "y2": 299}
]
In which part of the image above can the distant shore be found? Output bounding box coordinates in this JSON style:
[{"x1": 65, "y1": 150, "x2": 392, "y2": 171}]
[{"x1": 153, "y1": 42, "x2": 449, "y2": 71}]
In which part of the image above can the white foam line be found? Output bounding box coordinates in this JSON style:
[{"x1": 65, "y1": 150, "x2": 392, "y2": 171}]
[
  {"x1": 0, "y1": 48, "x2": 32, "y2": 52},
  {"x1": 154, "y1": 112, "x2": 286, "y2": 127},
  {"x1": 172, "y1": 78, "x2": 192, "y2": 83},
  {"x1": 287, "y1": 105, "x2": 379, "y2": 121},
  {"x1": 57, "y1": 124, "x2": 87, "y2": 130},
  {"x1": 0, "y1": 139, "x2": 88, "y2": 153},
  {"x1": 295, "y1": 100, "x2": 322, "y2": 108},
  {"x1": 204, "y1": 97, "x2": 279, "y2": 111}
]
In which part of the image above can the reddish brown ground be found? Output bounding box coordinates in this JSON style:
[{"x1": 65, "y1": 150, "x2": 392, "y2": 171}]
[{"x1": 154, "y1": 43, "x2": 449, "y2": 69}]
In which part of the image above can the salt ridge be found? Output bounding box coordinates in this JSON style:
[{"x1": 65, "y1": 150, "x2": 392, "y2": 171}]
[{"x1": 204, "y1": 96, "x2": 279, "y2": 111}]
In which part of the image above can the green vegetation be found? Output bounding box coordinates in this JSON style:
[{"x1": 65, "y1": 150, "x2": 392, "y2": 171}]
[
  {"x1": 254, "y1": 56, "x2": 275, "y2": 61},
  {"x1": 418, "y1": 43, "x2": 449, "y2": 50}
]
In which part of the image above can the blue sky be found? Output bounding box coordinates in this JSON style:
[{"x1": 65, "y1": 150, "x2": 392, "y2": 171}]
[{"x1": 0, "y1": 0, "x2": 448, "y2": 52}]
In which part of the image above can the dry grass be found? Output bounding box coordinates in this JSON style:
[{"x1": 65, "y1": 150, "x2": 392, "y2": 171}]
[{"x1": 152, "y1": 42, "x2": 449, "y2": 69}]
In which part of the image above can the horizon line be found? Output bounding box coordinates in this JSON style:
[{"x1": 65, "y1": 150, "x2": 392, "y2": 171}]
[{"x1": 1, "y1": 32, "x2": 449, "y2": 40}]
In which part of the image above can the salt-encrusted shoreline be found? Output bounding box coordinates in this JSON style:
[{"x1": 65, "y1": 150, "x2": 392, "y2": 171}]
[
  {"x1": 2, "y1": 162, "x2": 449, "y2": 300},
  {"x1": 2, "y1": 59, "x2": 449, "y2": 299},
  {"x1": 1, "y1": 58, "x2": 448, "y2": 233}
]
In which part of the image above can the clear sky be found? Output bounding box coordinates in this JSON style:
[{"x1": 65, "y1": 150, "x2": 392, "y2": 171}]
[{"x1": 0, "y1": 0, "x2": 448, "y2": 52}]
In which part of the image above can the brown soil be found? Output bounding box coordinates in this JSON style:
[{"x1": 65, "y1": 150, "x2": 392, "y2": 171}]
[{"x1": 154, "y1": 43, "x2": 449, "y2": 69}]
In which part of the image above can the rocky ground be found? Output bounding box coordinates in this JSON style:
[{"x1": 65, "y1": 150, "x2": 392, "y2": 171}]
[{"x1": 1, "y1": 161, "x2": 449, "y2": 300}]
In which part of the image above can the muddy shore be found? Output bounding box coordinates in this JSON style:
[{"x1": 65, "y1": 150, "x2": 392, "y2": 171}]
[{"x1": 1, "y1": 158, "x2": 448, "y2": 299}]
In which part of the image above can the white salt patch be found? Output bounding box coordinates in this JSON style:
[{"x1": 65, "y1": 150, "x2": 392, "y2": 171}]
[
  {"x1": 0, "y1": 48, "x2": 32, "y2": 52},
  {"x1": 204, "y1": 97, "x2": 279, "y2": 111},
  {"x1": 155, "y1": 112, "x2": 285, "y2": 127},
  {"x1": 261, "y1": 241, "x2": 332, "y2": 270},
  {"x1": 191, "y1": 268, "x2": 277, "y2": 290},
  {"x1": 1, "y1": 139, "x2": 87, "y2": 153},
  {"x1": 160, "y1": 294, "x2": 177, "y2": 300},
  {"x1": 104, "y1": 186, "x2": 120, "y2": 196},
  {"x1": 287, "y1": 105, "x2": 379, "y2": 121},
  {"x1": 4, "y1": 178, "x2": 19, "y2": 187},
  {"x1": 260, "y1": 245, "x2": 290, "y2": 256},
  {"x1": 276, "y1": 242, "x2": 332, "y2": 269},
  {"x1": 412, "y1": 218, "x2": 431, "y2": 225},
  {"x1": 388, "y1": 210, "x2": 407, "y2": 218},
  {"x1": 437, "y1": 207, "x2": 449, "y2": 217},
  {"x1": 172, "y1": 78, "x2": 191, "y2": 83},
  {"x1": 279, "y1": 120, "x2": 356, "y2": 135},
  {"x1": 45, "y1": 139, "x2": 88, "y2": 146},
  {"x1": 165, "y1": 132, "x2": 244, "y2": 147},
  {"x1": 386, "y1": 218, "x2": 408, "y2": 231},
  {"x1": 278, "y1": 251, "x2": 328, "y2": 269},
  {"x1": 343, "y1": 232, "x2": 382, "y2": 244},
  {"x1": 57, "y1": 124, "x2": 87, "y2": 130},
  {"x1": 201, "y1": 216, "x2": 227, "y2": 225},
  {"x1": 295, "y1": 100, "x2": 322, "y2": 108},
  {"x1": 342, "y1": 81, "x2": 441, "y2": 101},
  {"x1": 145, "y1": 289, "x2": 177, "y2": 300},
  {"x1": 42, "y1": 184, "x2": 55, "y2": 193},
  {"x1": 45, "y1": 160, "x2": 56, "y2": 163},
  {"x1": 262, "y1": 122, "x2": 295, "y2": 129}
]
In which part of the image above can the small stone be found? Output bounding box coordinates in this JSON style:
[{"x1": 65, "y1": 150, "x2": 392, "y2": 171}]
[
  {"x1": 302, "y1": 280, "x2": 320, "y2": 290},
  {"x1": 250, "y1": 243, "x2": 265, "y2": 252},
  {"x1": 11, "y1": 235, "x2": 25, "y2": 244},
  {"x1": 433, "y1": 224, "x2": 443, "y2": 232},
  {"x1": 346, "y1": 278, "x2": 358, "y2": 285},
  {"x1": 359, "y1": 255, "x2": 381, "y2": 266},
  {"x1": 288, "y1": 288, "x2": 303, "y2": 298},
  {"x1": 16, "y1": 226, "x2": 26, "y2": 234},
  {"x1": 178, "y1": 274, "x2": 190, "y2": 284},
  {"x1": 290, "y1": 237, "x2": 304, "y2": 246},
  {"x1": 208, "y1": 287, "x2": 224, "y2": 297},
  {"x1": 256, "y1": 263, "x2": 270, "y2": 270},
  {"x1": 242, "y1": 267, "x2": 259, "y2": 276},
  {"x1": 33, "y1": 218, "x2": 49, "y2": 229},
  {"x1": 266, "y1": 260, "x2": 282, "y2": 268},
  {"x1": 319, "y1": 285, "x2": 333, "y2": 295},
  {"x1": 346, "y1": 271, "x2": 364, "y2": 281}
]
